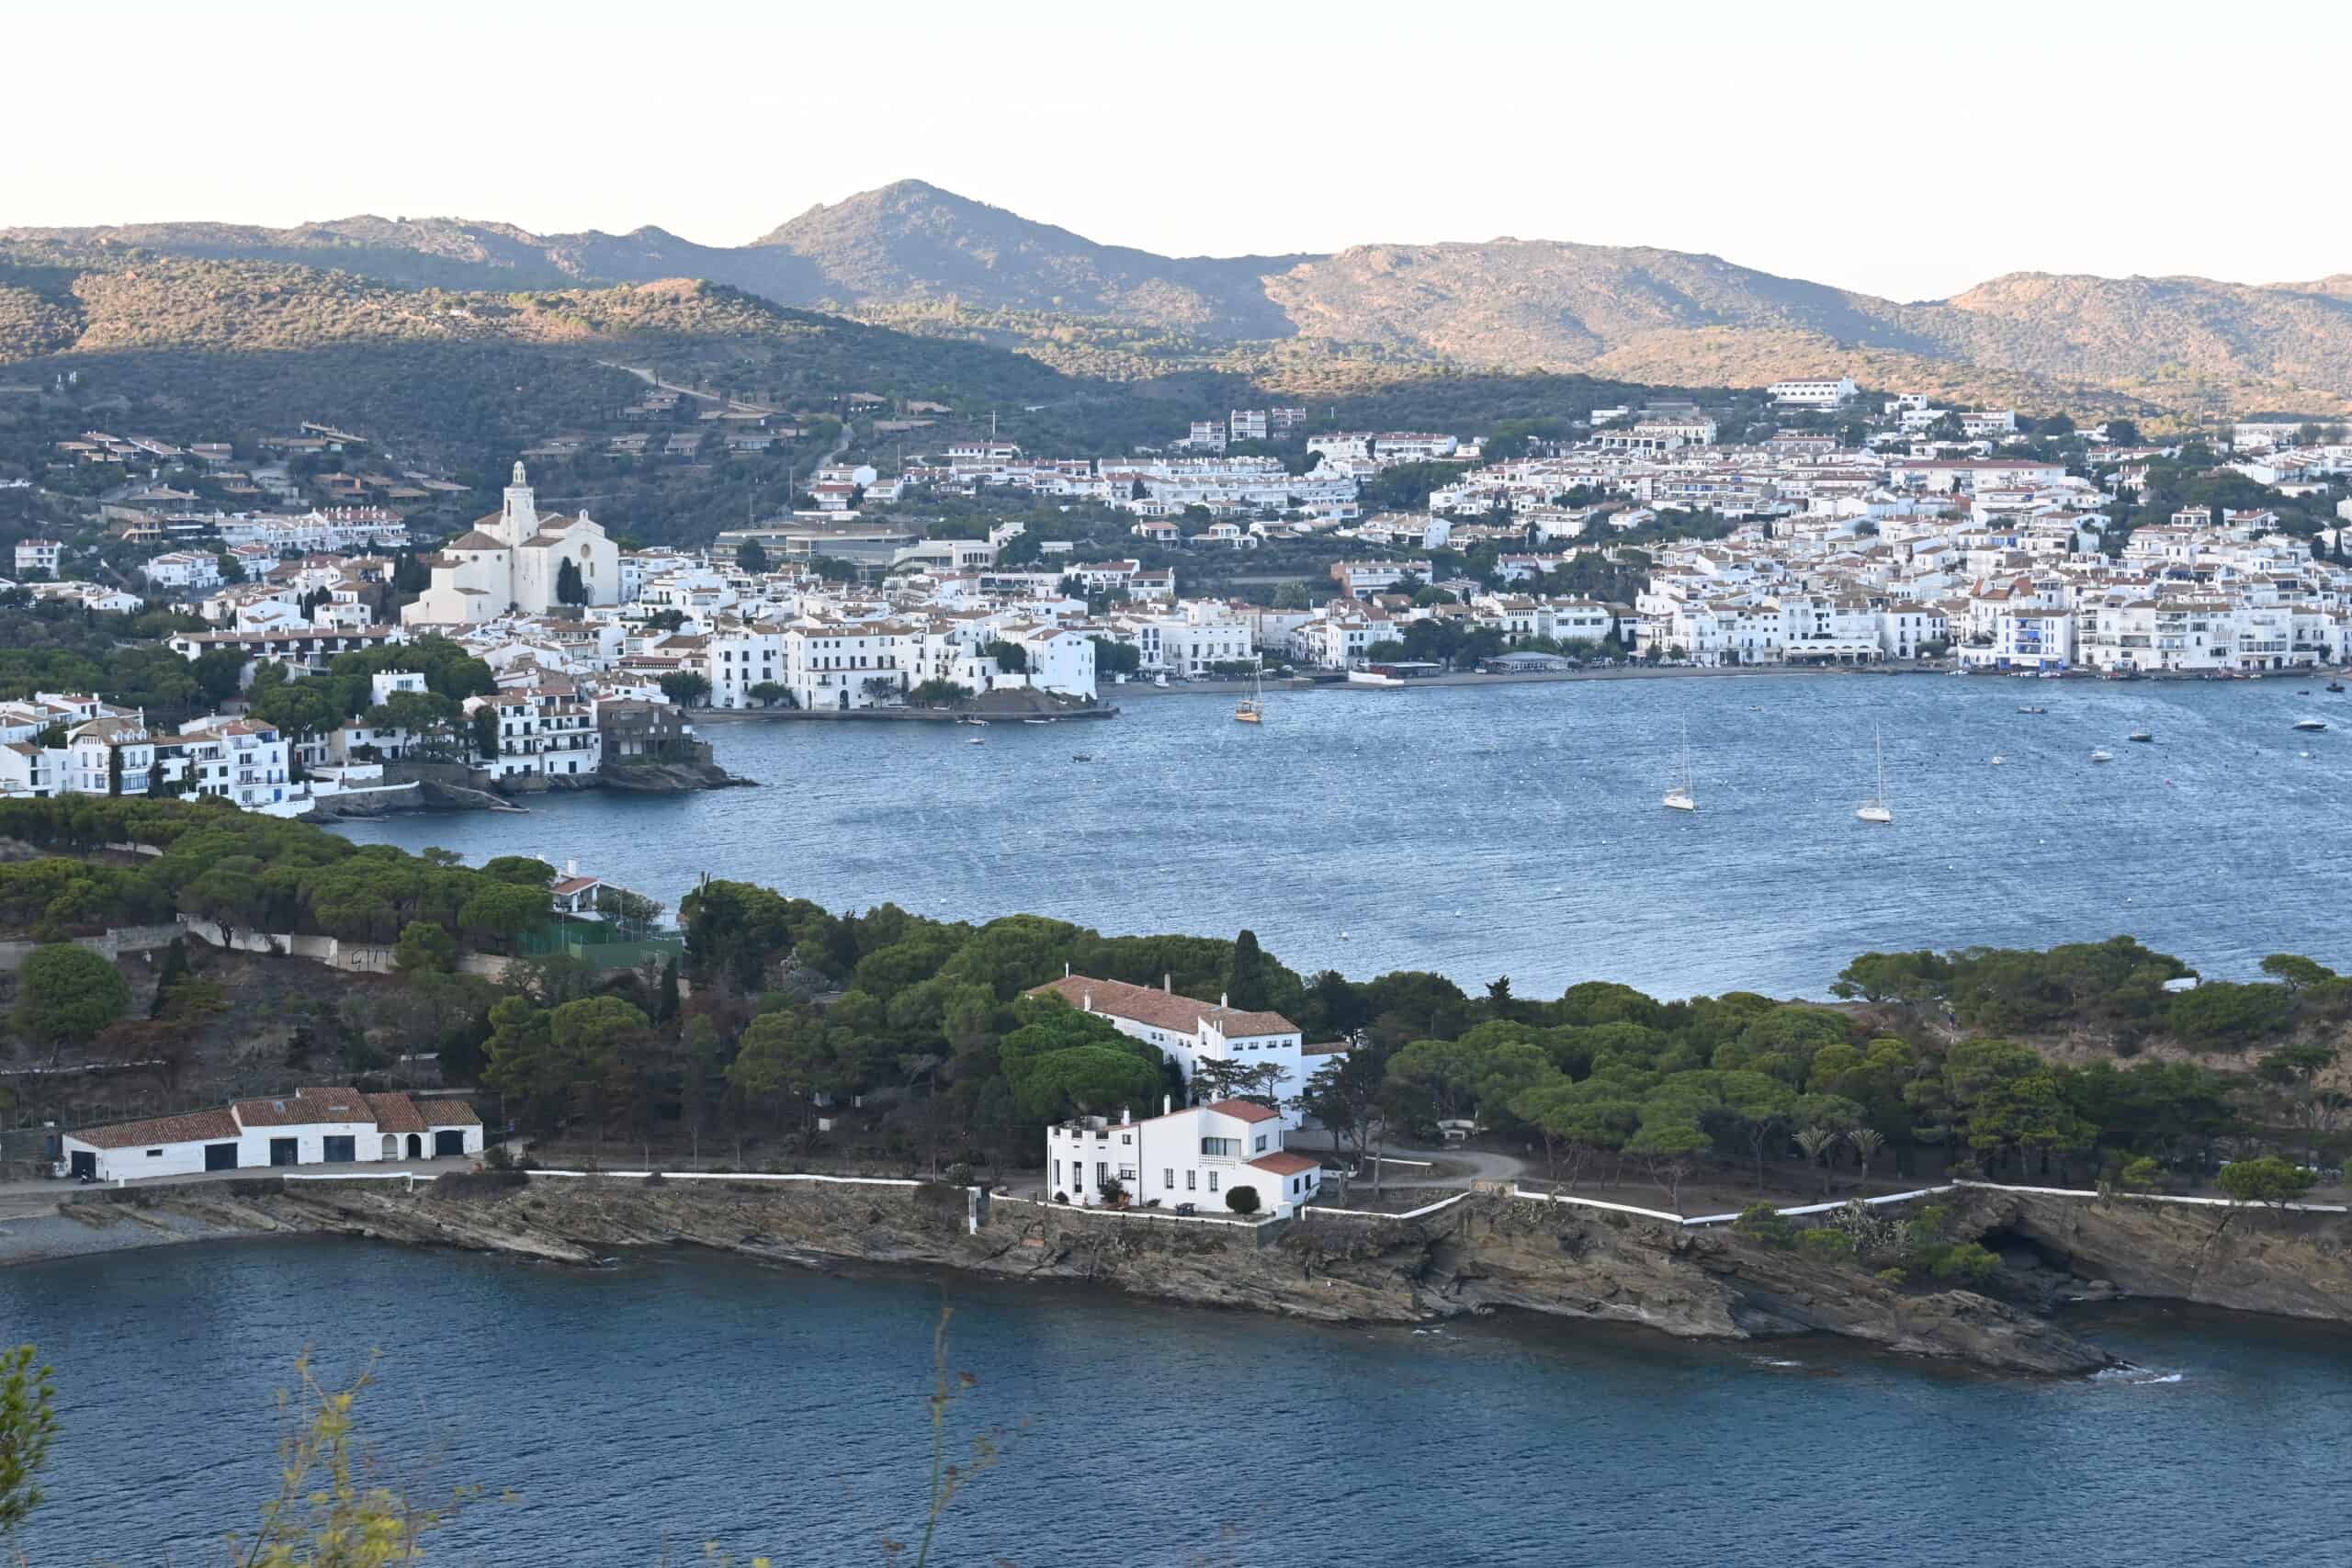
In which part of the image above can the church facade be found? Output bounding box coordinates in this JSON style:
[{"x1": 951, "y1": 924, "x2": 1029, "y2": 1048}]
[{"x1": 402, "y1": 464, "x2": 621, "y2": 626}]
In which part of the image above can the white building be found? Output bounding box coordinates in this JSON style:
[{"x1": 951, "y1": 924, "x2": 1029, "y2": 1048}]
[
  {"x1": 1029, "y1": 973, "x2": 1337, "y2": 1130},
  {"x1": 1770, "y1": 378, "x2": 1859, "y2": 408},
  {"x1": 62, "y1": 1086, "x2": 483, "y2": 1180},
  {"x1": 13, "y1": 539, "x2": 61, "y2": 577},
  {"x1": 1047, "y1": 1099, "x2": 1325, "y2": 1216}
]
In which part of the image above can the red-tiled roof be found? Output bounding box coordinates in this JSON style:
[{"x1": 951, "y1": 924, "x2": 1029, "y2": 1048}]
[
  {"x1": 1026, "y1": 975, "x2": 1298, "y2": 1040},
  {"x1": 1203, "y1": 1098, "x2": 1281, "y2": 1125},
  {"x1": 70, "y1": 1108, "x2": 241, "y2": 1149},
  {"x1": 421, "y1": 1100, "x2": 483, "y2": 1127},
  {"x1": 1249, "y1": 1151, "x2": 1320, "y2": 1177}
]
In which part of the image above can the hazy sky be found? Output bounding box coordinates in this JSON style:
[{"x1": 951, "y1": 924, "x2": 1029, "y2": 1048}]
[{"x1": 12, "y1": 1, "x2": 2345, "y2": 300}]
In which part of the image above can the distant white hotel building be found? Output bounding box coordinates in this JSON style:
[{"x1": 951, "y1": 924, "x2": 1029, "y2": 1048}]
[{"x1": 1770, "y1": 378, "x2": 1859, "y2": 408}]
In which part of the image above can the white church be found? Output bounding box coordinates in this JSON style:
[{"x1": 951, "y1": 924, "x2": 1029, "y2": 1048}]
[{"x1": 402, "y1": 463, "x2": 621, "y2": 626}]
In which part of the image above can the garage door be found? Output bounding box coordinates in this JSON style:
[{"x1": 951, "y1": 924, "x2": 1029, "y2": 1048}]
[
  {"x1": 269, "y1": 1138, "x2": 299, "y2": 1166},
  {"x1": 322, "y1": 1135, "x2": 356, "y2": 1163},
  {"x1": 434, "y1": 1130, "x2": 466, "y2": 1157},
  {"x1": 69, "y1": 1150, "x2": 95, "y2": 1179},
  {"x1": 203, "y1": 1143, "x2": 239, "y2": 1171}
]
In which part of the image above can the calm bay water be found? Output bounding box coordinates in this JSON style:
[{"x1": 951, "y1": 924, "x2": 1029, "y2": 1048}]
[
  {"x1": 334, "y1": 673, "x2": 2352, "y2": 998},
  {"x1": 4, "y1": 1239, "x2": 2349, "y2": 1567}
]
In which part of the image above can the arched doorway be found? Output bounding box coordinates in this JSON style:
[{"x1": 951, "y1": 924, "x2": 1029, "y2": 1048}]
[
  {"x1": 406, "y1": 1133, "x2": 424, "y2": 1159},
  {"x1": 380, "y1": 1134, "x2": 399, "y2": 1159}
]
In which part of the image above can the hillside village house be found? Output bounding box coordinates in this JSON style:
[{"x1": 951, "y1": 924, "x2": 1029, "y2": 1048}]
[
  {"x1": 62, "y1": 1086, "x2": 483, "y2": 1180},
  {"x1": 1028, "y1": 973, "x2": 1341, "y2": 1130},
  {"x1": 1048, "y1": 1099, "x2": 1326, "y2": 1216}
]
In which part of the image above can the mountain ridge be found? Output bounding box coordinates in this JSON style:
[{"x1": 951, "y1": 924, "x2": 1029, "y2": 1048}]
[{"x1": 7, "y1": 181, "x2": 2348, "y2": 413}]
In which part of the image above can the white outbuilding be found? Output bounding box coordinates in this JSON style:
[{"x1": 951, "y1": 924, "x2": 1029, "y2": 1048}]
[{"x1": 62, "y1": 1086, "x2": 483, "y2": 1181}]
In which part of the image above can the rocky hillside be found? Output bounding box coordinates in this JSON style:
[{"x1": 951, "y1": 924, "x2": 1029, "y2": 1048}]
[
  {"x1": 15, "y1": 183, "x2": 2352, "y2": 412},
  {"x1": 752, "y1": 179, "x2": 1306, "y2": 335}
]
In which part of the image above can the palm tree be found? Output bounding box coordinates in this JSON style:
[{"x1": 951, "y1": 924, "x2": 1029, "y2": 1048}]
[
  {"x1": 1848, "y1": 1128, "x2": 1887, "y2": 1186},
  {"x1": 1794, "y1": 1127, "x2": 1838, "y2": 1199}
]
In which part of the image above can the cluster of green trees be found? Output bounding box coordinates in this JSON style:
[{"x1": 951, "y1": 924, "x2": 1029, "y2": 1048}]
[
  {"x1": 1830, "y1": 939, "x2": 2336, "y2": 1054},
  {"x1": 0, "y1": 797, "x2": 553, "y2": 950},
  {"x1": 0, "y1": 597, "x2": 241, "y2": 721}
]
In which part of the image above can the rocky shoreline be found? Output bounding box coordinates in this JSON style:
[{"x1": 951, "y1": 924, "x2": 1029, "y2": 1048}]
[
  {"x1": 14, "y1": 1180, "x2": 2340, "y2": 1377},
  {"x1": 0, "y1": 1180, "x2": 2209, "y2": 1377}
]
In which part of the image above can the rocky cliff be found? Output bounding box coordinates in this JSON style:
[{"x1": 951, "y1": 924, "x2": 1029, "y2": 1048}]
[
  {"x1": 1962, "y1": 1189, "x2": 2352, "y2": 1323},
  {"x1": 78, "y1": 1180, "x2": 2113, "y2": 1376}
]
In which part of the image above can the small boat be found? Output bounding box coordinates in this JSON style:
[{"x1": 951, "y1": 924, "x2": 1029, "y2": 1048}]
[
  {"x1": 966, "y1": 736, "x2": 985, "y2": 746},
  {"x1": 2293, "y1": 718, "x2": 2328, "y2": 732},
  {"x1": 1990, "y1": 754, "x2": 2007, "y2": 765},
  {"x1": 2090, "y1": 750, "x2": 2114, "y2": 763},
  {"x1": 1023, "y1": 717, "x2": 1052, "y2": 726},
  {"x1": 957, "y1": 716, "x2": 988, "y2": 728},
  {"x1": 1070, "y1": 752, "x2": 1092, "y2": 761},
  {"x1": 1856, "y1": 728, "x2": 1893, "y2": 825},
  {"x1": 2127, "y1": 730, "x2": 2154, "y2": 743},
  {"x1": 2329, "y1": 681, "x2": 2346, "y2": 694},
  {"x1": 2016, "y1": 705, "x2": 2047, "y2": 715},
  {"x1": 1235, "y1": 666, "x2": 1266, "y2": 725},
  {"x1": 1662, "y1": 718, "x2": 1697, "y2": 812}
]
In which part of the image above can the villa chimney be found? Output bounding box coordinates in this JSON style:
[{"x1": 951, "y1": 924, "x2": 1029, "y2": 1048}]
[
  {"x1": 1219, "y1": 991, "x2": 1228, "y2": 1009},
  {"x1": 1163, "y1": 973, "x2": 1172, "y2": 993},
  {"x1": 1162, "y1": 1095, "x2": 1171, "y2": 1117},
  {"x1": 1121, "y1": 1106, "x2": 1131, "y2": 1125},
  {"x1": 1064, "y1": 961, "x2": 1071, "y2": 977},
  {"x1": 1082, "y1": 990, "x2": 1093, "y2": 1012}
]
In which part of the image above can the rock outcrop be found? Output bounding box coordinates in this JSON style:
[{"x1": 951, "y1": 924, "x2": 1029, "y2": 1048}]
[{"x1": 1960, "y1": 1189, "x2": 2352, "y2": 1323}]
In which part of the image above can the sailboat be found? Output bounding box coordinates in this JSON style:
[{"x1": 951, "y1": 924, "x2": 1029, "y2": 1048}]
[
  {"x1": 1856, "y1": 728, "x2": 1894, "y2": 825},
  {"x1": 1234, "y1": 665, "x2": 1265, "y2": 725},
  {"x1": 1662, "y1": 719, "x2": 1696, "y2": 812}
]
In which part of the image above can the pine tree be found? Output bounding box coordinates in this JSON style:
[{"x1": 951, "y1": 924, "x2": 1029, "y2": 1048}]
[{"x1": 1222, "y1": 929, "x2": 1271, "y2": 1011}]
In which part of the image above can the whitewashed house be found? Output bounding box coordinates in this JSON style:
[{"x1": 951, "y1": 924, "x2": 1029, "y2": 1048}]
[{"x1": 1047, "y1": 1099, "x2": 1325, "y2": 1216}]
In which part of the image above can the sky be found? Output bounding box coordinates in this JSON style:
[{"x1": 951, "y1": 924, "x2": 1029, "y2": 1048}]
[{"x1": 9, "y1": 0, "x2": 2346, "y2": 301}]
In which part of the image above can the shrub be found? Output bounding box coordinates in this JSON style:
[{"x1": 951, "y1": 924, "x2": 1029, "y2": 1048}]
[
  {"x1": 944, "y1": 1161, "x2": 976, "y2": 1187},
  {"x1": 1226, "y1": 1184, "x2": 1261, "y2": 1216},
  {"x1": 1927, "y1": 1241, "x2": 1999, "y2": 1285},
  {"x1": 641, "y1": 1170, "x2": 665, "y2": 1187},
  {"x1": 2120, "y1": 1156, "x2": 2164, "y2": 1193},
  {"x1": 1797, "y1": 1227, "x2": 1855, "y2": 1260},
  {"x1": 1098, "y1": 1176, "x2": 1126, "y2": 1205},
  {"x1": 1875, "y1": 1267, "x2": 1908, "y2": 1286},
  {"x1": 1733, "y1": 1203, "x2": 1792, "y2": 1246}
]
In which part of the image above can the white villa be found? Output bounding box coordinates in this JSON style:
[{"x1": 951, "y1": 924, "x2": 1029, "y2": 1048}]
[
  {"x1": 403, "y1": 463, "x2": 620, "y2": 626},
  {"x1": 1048, "y1": 1098, "x2": 1325, "y2": 1216},
  {"x1": 62, "y1": 1086, "x2": 483, "y2": 1181},
  {"x1": 1029, "y1": 973, "x2": 1342, "y2": 1130}
]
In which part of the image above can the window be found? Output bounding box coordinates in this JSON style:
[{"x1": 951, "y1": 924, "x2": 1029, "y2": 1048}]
[
  {"x1": 1164, "y1": 1168, "x2": 1175, "y2": 1190},
  {"x1": 1185, "y1": 1170, "x2": 1196, "y2": 1190},
  {"x1": 146, "y1": 1148, "x2": 163, "y2": 1157},
  {"x1": 1253, "y1": 1134, "x2": 1268, "y2": 1152},
  {"x1": 1094, "y1": 1162, "x2": 1106, "y2": 1186},
  {"x1": 1053, "y1": 1159, "x2": 1060, "y2": 1184},
  {"x1": 1207, "y1": 1172, "x2": 1219, "y2": 1192},
  {"x1": 1120, "y1": 1134, "x2": 1132, "y2": 1145},
  {"x1": 1201, "y1": 1137, "x2": 1239, "y2": 1157}
]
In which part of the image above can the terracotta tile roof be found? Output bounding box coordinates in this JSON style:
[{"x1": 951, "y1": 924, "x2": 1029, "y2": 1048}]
[
  {"x1": 1249, "y1": 1150, "x2": 1320, "y2": 1176},
  {"x1": 231, "y1": 1087, "x2": 368, "y2": 1125},
  {"x1": 365, "y1": 1092, "x2": 427, "y2": 1134},
  {"x1": 420, "y1": 1100, "x2": 482, "y2": 1127},
  {"x1": 1203, "y1": 1098, "x2": 1281, "y2": 1125},
  {"x1": 71, "y1": 1107, "x2": 241, "y2": 1149},
  {"x1": 1027, "y1": 976, "x2": 1298, "y2": 1040}
]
